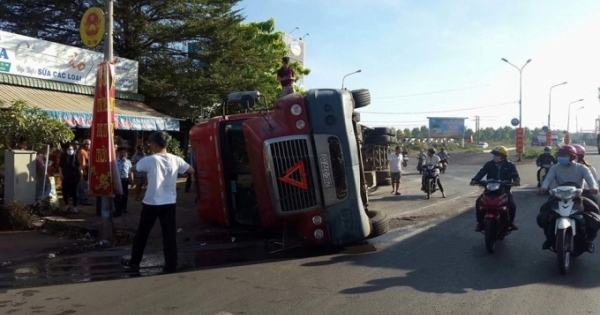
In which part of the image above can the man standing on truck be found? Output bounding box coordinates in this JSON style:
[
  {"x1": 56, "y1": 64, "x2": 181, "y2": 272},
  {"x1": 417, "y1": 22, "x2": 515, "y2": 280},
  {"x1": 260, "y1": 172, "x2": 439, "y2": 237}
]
[
  {"x1": 277, "y1": 56, "x2": 296, "y2": 97},
  {"x1": 389, "y1": 146, "x2": 403, "y2": 195}
]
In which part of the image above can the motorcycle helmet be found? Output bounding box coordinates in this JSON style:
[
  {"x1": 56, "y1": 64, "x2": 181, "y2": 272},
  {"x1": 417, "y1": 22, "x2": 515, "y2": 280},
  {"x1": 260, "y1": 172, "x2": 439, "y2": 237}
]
[
  {"x1": 571, "y1": 144, "x2": 586, "y2": 157},
  {"x1": 543, "y1": 146, "x2": 550, "y2": 152},
  {"x1": 491, "y1": 146, "x2": 508, "y2": 158},
  {"x1": 427, "y1": 148, "x2": 436, "y2": 155},
  {"x1": 557, "y1": 145, "x2": 577, "y2": 160}
]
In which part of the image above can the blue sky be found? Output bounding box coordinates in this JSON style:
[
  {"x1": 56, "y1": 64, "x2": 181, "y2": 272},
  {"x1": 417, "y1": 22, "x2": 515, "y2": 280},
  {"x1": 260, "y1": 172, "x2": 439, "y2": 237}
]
[{"x1": 238, "y1": 1, "x2": 600, "y2": 132}]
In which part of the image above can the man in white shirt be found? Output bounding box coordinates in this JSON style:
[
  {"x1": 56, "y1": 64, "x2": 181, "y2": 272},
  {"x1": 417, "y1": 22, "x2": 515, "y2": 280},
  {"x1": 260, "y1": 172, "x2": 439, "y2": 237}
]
[
  {"x1": 121, "y1": 131, "x2": 195, "y2": 273},
  {"x1": 388, "y1": 146, "x2": 403, "y2": 195}
]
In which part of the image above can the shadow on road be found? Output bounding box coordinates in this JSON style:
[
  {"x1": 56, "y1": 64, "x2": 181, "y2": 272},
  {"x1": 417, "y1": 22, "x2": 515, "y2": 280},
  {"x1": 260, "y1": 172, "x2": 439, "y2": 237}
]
[{"x1": 302, "y1": 189, "x2": 600, "y2": 295}]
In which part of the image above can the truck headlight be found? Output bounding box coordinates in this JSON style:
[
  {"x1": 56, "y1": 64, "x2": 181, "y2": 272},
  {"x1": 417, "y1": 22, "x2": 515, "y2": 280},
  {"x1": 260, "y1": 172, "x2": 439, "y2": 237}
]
[
  {"x1": 314, "y1": 229, "x2": 324, "y2": 239},
  {"x1": 291, "y1": 104, "x2": 302, "y2": 116},
  {"x1": 296, "y1": 120, "x2": 306, "y2": 129},
  {"x1": 312, "y1": 215, "x2": 322, "y2": 225}
]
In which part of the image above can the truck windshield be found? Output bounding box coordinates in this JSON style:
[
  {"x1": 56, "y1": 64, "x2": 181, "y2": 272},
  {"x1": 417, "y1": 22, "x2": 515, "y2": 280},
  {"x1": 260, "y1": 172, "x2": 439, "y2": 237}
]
[{"x1": 221, "y1": 121, "x2": 259, "y2": 225}]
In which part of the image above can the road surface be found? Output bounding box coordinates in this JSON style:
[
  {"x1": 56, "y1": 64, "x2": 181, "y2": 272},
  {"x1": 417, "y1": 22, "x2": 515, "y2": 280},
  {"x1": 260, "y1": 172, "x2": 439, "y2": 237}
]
[{"x1": 2, "y1": 149, "x2": 600, "y2": 315}]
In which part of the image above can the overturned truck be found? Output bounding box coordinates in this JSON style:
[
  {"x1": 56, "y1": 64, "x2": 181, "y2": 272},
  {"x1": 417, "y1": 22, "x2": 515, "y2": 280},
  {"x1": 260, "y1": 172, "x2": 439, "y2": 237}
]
[{"x1": 190, "y1": 89, "x2": 389, "y2": 246}]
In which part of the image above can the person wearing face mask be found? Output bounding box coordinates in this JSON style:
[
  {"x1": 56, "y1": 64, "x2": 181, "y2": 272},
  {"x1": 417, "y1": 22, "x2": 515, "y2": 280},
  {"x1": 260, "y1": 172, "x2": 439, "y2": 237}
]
[
  {"x1": 470, "y1": 146, "x2": 521, "y2": 232},
  {"x1": 535, "y1": 146, "x2": 556, "y2": 188},
  {"x1": 538, "y1": 145, "x2": 600, "y2": 251},
  {"x1": 59, "y1": 144, "x2": 82, "y2": 214},
  {"x1": 421, "y1": 148, "x2": 446, "y2": 198},
  {"x1": 572, "y1": 144, "x2": 598, "y2": 201}
]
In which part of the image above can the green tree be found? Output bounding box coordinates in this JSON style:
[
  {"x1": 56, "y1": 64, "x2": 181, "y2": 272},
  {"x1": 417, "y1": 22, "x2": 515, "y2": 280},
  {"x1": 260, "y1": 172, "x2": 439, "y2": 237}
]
[
  {"x1": 411, "y1": 127, "x2": 421, "y2": 139},
  {"x1": 403, "y1": 128, "x2": 412, "y2": 138},
  {"x1": 419, "y1": 125, "x2": 429, "y2": 138},
  {"x1": 0, "y1": 1, "x2": 310, "y2": 119},
  {"x1": 0, "y1": 100, "x2": 74, "y2": 165}
]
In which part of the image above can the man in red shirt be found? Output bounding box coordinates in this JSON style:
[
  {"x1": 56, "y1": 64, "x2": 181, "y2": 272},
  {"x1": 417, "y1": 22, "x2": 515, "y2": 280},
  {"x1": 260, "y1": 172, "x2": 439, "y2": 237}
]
[{"x1": 277, "y1": 56, "x2": 296, "y2": 97}]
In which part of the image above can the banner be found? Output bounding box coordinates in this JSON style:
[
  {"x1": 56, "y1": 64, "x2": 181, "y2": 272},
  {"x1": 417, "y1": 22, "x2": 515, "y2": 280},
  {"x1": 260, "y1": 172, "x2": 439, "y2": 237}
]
[
  {"x1": 0, "y1": 30, "x2": 138, "y2": 92},
  {"x1": 428, "y1": 117, "x2": 466, "y2": 138},
  {"x1": 89, "y1": 62, "x2": 123, "y2": 197},
  {"x1": 44, "y1": 110, "x2": 180, "y2": 131}
]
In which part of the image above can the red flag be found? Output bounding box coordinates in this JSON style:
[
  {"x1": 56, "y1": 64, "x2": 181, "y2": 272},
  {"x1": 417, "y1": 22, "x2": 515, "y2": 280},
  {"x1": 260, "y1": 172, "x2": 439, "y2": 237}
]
[{"x1": 89, "y1": 62, "x2": 123, "y2": 197}]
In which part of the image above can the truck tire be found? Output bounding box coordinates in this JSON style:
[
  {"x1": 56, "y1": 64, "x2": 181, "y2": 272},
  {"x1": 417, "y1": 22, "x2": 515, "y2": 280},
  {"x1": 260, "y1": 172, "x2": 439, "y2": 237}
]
[
  {"x1": 367, "y1": 210, "x2": 389, "y2": 238},
  {"x1": 352, "y1": 89, "x2": 371, "y2": 108},
  {"x1": 365, "y1": 135, "x2": 393, "y2": 145},
  {"x1": 369, "y1": 127, "x2": 393, "y2": 137}
]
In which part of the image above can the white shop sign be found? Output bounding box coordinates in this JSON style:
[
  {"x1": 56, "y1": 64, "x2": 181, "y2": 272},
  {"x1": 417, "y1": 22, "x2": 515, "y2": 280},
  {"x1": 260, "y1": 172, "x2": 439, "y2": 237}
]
[{"x1": 0, "y1": 30, "x2": 138, "y2": 92}]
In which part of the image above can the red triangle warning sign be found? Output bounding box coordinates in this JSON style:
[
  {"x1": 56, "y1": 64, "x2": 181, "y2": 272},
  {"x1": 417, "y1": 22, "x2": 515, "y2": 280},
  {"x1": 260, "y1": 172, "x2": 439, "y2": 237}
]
[{"x1": 278, "y1": 160, "x2": 308, "y2": 190}]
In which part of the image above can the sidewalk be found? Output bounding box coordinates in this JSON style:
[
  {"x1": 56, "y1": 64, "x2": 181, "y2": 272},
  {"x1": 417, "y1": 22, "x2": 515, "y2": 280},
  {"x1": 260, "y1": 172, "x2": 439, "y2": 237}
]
[{"x1": 0, "y1": 178, "x2": 215, "y2": 264}]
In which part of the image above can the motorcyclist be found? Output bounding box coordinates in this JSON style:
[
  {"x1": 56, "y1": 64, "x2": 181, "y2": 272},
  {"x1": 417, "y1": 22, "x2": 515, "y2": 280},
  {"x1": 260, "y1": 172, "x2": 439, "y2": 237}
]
[
  {"x1": 421, "y1": 148, "x2": 446, "y2": 198},
  {"x1": 538, "y1": 145, "x2": 600, "y2": 251},
  {"x1": 572, "y1": 144, "x2": 600, "y2": 206},
  {"x1": 535, "y1": 146, "x2": 557, "y2": 187},
  {"x1": 470, "y1": 146, "x2": 520, "y2": 232},
  {"x1": 437, "y1": 147, "x2": 449, "y2": 163}
]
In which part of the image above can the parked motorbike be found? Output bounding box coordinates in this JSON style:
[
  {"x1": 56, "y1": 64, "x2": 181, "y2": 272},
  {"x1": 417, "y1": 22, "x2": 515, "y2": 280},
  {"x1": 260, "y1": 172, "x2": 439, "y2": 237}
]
[
  {"x1": 547, "y1": 183, "x2": 591, "y2": 275},
  {"x1": 440, "y1": 158, "x2": 448, "y2": 174},
  {"x1": 421, "y1": 165, "x2": 440, "y2": 200},
  {"x1": 475, "y1": 179, "x2": 514, "y2": 254},
  {"x1": 402, "y1": 154, "x2": 409, "y2": 167}
]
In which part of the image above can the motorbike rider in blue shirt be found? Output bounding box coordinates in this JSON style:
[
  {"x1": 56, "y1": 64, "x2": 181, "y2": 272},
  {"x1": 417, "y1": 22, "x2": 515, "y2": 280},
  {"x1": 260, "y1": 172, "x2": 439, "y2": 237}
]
[
  {"x1": 470, "y1": 146, "x2": 520, "y2": 232},
  {"x1": 535, "y1": 146, "x2": 557, "y2": 188}
]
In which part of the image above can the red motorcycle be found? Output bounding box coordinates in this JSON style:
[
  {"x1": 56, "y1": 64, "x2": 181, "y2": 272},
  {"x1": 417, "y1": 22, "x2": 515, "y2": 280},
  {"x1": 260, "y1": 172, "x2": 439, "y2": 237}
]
[{"x1": 475, "y1": 179, "x2": 515, "y2": 253}]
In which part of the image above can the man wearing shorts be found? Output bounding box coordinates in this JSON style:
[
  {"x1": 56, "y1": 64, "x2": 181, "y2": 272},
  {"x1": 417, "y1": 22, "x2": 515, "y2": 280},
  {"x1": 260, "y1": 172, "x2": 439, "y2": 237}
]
[{"x1": 389, "y1": 146, "x2": 403, "y2": 195}]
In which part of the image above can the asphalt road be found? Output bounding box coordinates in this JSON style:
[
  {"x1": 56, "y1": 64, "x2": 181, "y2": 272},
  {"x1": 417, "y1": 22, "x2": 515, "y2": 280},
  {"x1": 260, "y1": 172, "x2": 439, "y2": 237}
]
[{"x1": 3, "y1": 148, "x2": 600, "y2": 315}]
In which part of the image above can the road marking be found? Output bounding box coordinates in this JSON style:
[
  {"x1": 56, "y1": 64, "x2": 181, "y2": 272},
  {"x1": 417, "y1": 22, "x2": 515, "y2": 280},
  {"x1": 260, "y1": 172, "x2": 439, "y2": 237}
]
[
  {"x1": 390, "y1": 190, "x2": 479, "y2": 218},
  {"x1": 390, "y1": 184, "x2": 530, "y2": 218}
]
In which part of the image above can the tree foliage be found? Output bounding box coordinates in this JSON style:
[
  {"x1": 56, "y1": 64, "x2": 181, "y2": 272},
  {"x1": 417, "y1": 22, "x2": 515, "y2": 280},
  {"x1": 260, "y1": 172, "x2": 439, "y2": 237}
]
[
  {"x1": 0, "y1": 100, "x2": 75, "y2": 165},
  {"x1": 0, "y1": 1, "x2": 310, "y2": 119}
]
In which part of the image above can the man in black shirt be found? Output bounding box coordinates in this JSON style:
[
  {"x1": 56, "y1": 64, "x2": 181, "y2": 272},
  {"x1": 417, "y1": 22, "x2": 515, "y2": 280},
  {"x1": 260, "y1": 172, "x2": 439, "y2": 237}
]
[
  {"x1": 535, "y1": 146, "x2": 557, "y2": 187},
  {"x1": 277, "y1": 56, "x2": 295, "y2": 97}
]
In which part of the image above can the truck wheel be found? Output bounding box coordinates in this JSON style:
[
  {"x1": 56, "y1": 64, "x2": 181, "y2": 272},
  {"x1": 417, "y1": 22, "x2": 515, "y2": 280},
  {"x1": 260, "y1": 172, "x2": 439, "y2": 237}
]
[
  {"x1": 367, "y1": 210, "x2": 389, "y2": 238},
  {"x1": 365, "y1": 135, "x2": 393, "y2": 145},
  {"x1": 352, "y1": 89, "x2": 371, "y2": 108},
  {"x1": 369, "y1": 127, "x2": 393, "y2": 137}
]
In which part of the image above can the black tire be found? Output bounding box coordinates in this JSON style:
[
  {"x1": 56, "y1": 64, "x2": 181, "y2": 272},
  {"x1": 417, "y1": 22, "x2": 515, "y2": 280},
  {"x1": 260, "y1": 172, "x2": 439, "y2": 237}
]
[
  {"x1": 426, "y1": 178, "x2": 432, "y2": 199},
  {"x1": 365, "y1": 135, "x2": 393, "y2": 146},
  {"x1": 556, "y1": 228, "x2": 571, "y2": 275},
  {"x1": 352, "y1": 89, "x2": 371, "y2": 108},
  {"x1": 484, "y1": 219, "x2": 497, "y2": 253},
  {"x1": 367, "y1": 210, "x2": 389, "y2": 238},
  {"x1": 377, "y1": 178, "x2": 392, "y2": 186},
  {"x1": 369, "y1": 128, "x2": 393, "y2": 137}
]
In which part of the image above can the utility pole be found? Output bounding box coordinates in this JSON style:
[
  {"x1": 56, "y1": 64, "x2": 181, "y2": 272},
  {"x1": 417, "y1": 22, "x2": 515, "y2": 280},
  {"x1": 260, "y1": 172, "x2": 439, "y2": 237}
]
[
  {"x1": 475, "y1": 116, "x2": 480, "y2": 144},
  {"x1": 100, "y1": 0, "x2": 115, "y2": 242}
]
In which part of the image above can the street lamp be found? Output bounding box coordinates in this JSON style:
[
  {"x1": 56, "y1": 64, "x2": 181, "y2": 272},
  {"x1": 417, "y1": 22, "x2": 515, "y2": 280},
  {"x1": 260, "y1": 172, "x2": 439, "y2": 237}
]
[
  {"x1": 342, "y1": 69, "x2": 361, "y2": 89},
  {"x1": 502, "y1": 57, "x2": 531, "y2": 161},
  {"x1": 299, "y1": 33, "x2": 310, "y2": 40},
  {"x1": 548, "y1": 81, "x2": 567, "y2": 131},
  {"x1": 288, "y1": 27, "x2": 299, "y2": 35},
  {"x1": 567, "y1": 99, "x2": 584, "y2": 133},
  {"x1": 576, "y1": 106, "x2": 585, "y2": 134}
]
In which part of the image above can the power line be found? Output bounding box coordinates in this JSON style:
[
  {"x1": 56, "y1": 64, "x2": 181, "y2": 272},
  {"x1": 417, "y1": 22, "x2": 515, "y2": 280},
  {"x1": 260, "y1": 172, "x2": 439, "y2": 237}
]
[
  {"x1": 358, "y1": 101, "x2": 517, "y2": 115},
  {"x1": 372, "y1": 84, "x2": 490, "y2": 100}
]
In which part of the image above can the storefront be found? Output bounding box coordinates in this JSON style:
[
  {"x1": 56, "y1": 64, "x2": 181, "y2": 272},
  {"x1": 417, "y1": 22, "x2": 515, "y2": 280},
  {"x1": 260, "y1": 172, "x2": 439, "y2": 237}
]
[
  {"x1": 0, "y1": 30, "x2": 180, "y2": 150},
  {"x1": 0, "y1": 73, "x2": 180, "y2": 149}
]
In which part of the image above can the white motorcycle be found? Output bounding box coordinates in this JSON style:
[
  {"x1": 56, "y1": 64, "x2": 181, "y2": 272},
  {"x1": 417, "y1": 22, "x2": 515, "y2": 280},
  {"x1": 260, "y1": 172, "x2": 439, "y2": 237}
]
[{"x1": 548, "y1": 184, "x2": 589, "y2": 275}]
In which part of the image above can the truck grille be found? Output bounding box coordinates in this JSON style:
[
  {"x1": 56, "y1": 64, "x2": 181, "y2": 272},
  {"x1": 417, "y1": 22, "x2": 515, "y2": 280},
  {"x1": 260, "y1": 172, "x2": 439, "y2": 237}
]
[{"x1": 267, "y1": 137, "x2": 320, "y2": 214}]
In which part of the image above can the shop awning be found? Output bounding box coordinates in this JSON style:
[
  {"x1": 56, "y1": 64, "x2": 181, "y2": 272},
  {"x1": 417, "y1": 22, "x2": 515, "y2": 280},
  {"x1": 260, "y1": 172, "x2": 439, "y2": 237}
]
[{"x1": 0, "y1": 81, "x2": 180, "y2": 131}]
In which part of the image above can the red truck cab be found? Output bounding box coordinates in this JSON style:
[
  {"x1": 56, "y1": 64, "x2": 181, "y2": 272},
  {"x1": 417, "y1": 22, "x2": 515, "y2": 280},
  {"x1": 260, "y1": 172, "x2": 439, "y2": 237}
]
[{"x1": 190, "y1": 89, "x2": 388, "y2": 245}]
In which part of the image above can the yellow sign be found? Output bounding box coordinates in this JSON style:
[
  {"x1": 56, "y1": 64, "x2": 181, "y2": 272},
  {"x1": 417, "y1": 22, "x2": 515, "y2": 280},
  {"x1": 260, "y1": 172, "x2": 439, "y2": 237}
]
[{"x1": 80, "y1": 7, "x2": 105, "y2": 48}]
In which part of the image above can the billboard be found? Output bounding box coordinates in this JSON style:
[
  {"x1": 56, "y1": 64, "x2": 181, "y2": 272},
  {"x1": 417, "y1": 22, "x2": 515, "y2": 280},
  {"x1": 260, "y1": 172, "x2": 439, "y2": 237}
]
[
  {"x1": 427, "y1": 117, "x2": 467, "y2": 138},
  {"x1": 282, "y1": 33, "x2": 306, "y2": 88},
  {"x1": 0, "y1": 30, "x2": 139, "y2": 92}
]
